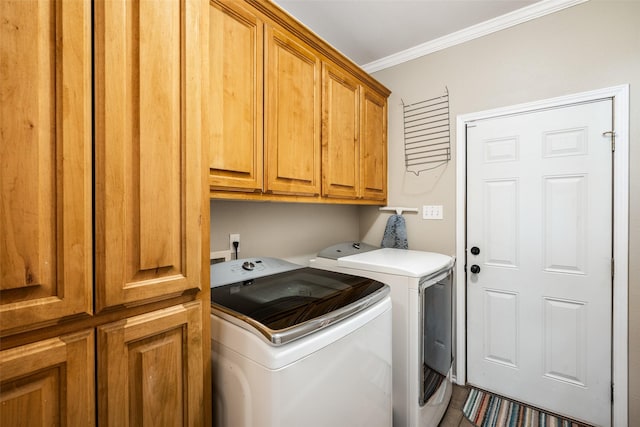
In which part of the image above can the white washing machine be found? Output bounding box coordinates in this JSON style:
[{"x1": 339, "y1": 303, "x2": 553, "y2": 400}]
[
  {"x1": 310, "y1": 244, "x2": 455, "y2": 427},
  {"x1": 210, "y1": 257, "x2": 392, "y2": 427}
]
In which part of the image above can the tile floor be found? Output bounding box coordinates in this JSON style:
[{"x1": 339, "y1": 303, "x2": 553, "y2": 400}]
[{"x1": 438, "y1": 384, "x2": 475, "y2": 427}]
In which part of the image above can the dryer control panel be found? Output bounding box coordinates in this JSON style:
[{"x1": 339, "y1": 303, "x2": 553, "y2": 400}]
[{"x1": 317, "y1": 242, "x2": 379, "y2": 260}]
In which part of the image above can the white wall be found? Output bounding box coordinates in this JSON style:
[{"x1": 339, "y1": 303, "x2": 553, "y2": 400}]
[
  {"x1": 367, "y1": 0, "x2": 640, "y2": 422},
  {"x1": 210, "y1": 200, "x2": 360, "y2": 262}
]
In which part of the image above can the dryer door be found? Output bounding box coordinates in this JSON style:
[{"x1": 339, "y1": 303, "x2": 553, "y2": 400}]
[{"x1": 420, "y1": 268, "x2": 453, "y2": 405}]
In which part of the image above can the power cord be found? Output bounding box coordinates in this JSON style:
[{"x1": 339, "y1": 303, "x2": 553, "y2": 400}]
[{"x1": 233, "y1": 241, "x2": 239, "y2": 260}]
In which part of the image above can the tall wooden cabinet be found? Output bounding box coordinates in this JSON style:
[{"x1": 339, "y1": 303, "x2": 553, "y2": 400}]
[
  {"x1": 94, "y1": 0, "x2": 204, "y2": 311},
  {"x1": 209, "y1": 0, "x2": 390, "y2": 204},
  {"x1": 0, "y1": 0, "x2": 93, "y2": 335},
  {"x1": 1, "y1": 0, "x2": 210, "y2": 425}
]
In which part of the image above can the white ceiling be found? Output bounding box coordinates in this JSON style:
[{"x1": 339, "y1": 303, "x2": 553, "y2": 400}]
[{"x1": 272, "y1": 0, "x2": 543, "y2": 68}]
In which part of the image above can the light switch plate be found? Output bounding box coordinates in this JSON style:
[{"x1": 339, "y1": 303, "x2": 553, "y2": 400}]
[{"x1": 423, "y1": 205, "x2": 443, "y2": 220}]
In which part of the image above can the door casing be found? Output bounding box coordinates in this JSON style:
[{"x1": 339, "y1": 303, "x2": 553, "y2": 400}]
[{"x1": 455, "y1": 85, "x2": 629, "y2": 426}]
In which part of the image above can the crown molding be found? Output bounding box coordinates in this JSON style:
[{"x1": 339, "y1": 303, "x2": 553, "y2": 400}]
[{"x1": 362, "y1": 0, "x2": 589, "y2": 74}]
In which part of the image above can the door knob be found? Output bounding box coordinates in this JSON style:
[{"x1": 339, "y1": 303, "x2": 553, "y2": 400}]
[
  {"x1": 470, "y1": 265, "x2": 481, "y2": 274},
  {"x1": 471, "y1": 246, "x2": 480, "y2": 255}
]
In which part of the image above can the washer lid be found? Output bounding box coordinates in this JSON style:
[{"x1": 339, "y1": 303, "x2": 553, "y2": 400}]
[
  {"x1": 338, "y1": 248, "x2": 454, "y2": 278},
  {"x1": 211, "y1": 267, "x2": 389, "y2": 345}
]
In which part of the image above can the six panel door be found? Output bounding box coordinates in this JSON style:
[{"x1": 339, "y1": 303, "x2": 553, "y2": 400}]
[
  {"x1": 0, "y1": 0, "x2": 93, "y2": 334},
  {"x1": 466, "y1": 100, "x2": 613, "y2": 426}
]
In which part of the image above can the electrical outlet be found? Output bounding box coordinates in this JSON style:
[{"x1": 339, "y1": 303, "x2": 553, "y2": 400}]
[
  {"x1": 423, "y1": 205, "x2": 443, "y2": 220},
  {"x1": 229, "y1": 234, "x2": 240, "y2": 252}
]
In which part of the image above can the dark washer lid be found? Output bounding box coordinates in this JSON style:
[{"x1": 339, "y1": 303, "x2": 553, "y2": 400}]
[{"x1": 211, "y1": 267, "x2": 389, "y2": 345}]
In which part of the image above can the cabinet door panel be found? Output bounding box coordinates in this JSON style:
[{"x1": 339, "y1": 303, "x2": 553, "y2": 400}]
[
  {"x1": 322, "y1": 64, "x2": 360, "y2": 198},
  {"x1": 0, "y1": 330, "x2": 95, "y2": 426},
  {"x1": 360, "y1": 88, "x2": 388, "y2": 201},
  {"x1": 0, "y1": 0, "x2": 92, "y2": 333},
  {"x1": 265, "y1": 26, "x2": 321, "y2": 196},
  {"x1": 209, "y1": 1, "x2": 263, "y2": 192},
  {"x1": 94, "y1": 0, "x2": 203, "y2": 310},
  {"x1": 98, "y1": 301, "x2": 204, "y2": 427}
]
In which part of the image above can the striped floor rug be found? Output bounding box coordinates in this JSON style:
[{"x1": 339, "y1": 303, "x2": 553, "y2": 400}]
[{"x1": 462, "y1": 388, "x2": 591, "y2": 427}]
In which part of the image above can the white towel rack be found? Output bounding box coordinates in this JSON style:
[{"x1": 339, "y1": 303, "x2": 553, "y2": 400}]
[{"x1": 379, "y1": 207, "x2": 419, "y2": 215}]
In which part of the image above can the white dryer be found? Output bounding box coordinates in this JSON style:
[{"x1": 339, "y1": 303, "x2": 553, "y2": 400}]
[
  {"x1": 210, "y1": 257, "x2": 392, "y2": 427},
  {"x1": 311, "y1": 244, "x2": 455, "y2": 427}
]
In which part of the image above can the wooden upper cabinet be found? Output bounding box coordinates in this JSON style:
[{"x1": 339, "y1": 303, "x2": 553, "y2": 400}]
[
  {"x1": 0, "y1": 330, "x2": 95, "y2": 426},
  {"x1": 209, "y1": 1, "x2": 264, "y2": 192},
  {"x1": 98, "y1": 301, "x2": 204, "y2": 427},
  {"x1": 93, "y1": 0, "x2": 203, "y2": 311},
  {"x1": 322, "y1": 63, "x2": 388, "y2": 202},
  {"x1": 264, "y1": 25, "x2": 321, "y2": 196},
  {"x1": 322, "y1": 63, "x2": 361, "y2": 199},
  {"x1": 208, "y1": 0, "x2": 389, "y2": 203},
  {"x1": 360, "y1": 88, "x2": 388, "y2": 201},
  {"x1": 0, "y1": 0, "x2": 92, "y2": 334}
]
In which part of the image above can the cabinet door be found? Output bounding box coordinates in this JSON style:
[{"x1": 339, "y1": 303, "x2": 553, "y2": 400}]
[
  {"x1": 0, "y1": 330, "x2": 95, "y2": 426},
  {"x1": 265, "y1": 25, "x2": 321, "y2": 196},
  {"x1": 0, "y1": 0, "x2": 92, "y2": 334},
  {"x1": 98, "y1": 301, "x2": 204, "y2": 427},
  {"x1": 321, "y1": 63, "x2": 360, "y2": 199},
  {"x1": 360, "y1": 88, "x2": 388, "y2": 201},
  {"x1": 94, "y1": 0, "x2": 203, "y2": 310},
  {"x1": 209, "y1": 1, "x2": 263, "y2": 192}
]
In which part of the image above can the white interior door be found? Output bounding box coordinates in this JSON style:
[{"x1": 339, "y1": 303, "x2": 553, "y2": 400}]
[{"x1": 466, "y1": 100, "x2": 613, "y2": 427}]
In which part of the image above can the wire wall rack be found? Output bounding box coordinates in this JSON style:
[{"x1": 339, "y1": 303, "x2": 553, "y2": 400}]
[{"x1": 402, "y1": 88, "x2": 451, "y2": 175}]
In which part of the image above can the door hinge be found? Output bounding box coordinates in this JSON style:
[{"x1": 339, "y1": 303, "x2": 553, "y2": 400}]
[
  {"x1": 611, "y1": 258, "x2": 615, "y2": 279},
  {"x1": 603, "y1": 131, "x2": 615, "y2": 151},
  {"x1": 611, "y1": 382, "x2": 614, "y2": 403}
]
